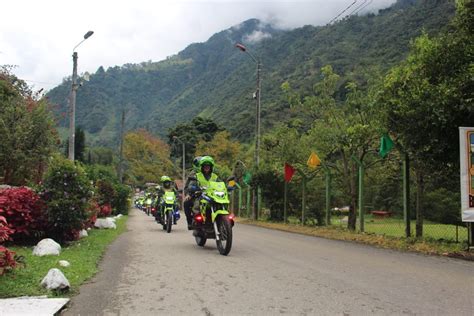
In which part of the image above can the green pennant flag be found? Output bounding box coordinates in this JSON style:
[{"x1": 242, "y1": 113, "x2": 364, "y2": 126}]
[
  {"x1": 243, "y1": 172, "x2": 252, "y2": 185},
  {"x1": 379, "y1": 134, "x2": 394, "y2": 158}
]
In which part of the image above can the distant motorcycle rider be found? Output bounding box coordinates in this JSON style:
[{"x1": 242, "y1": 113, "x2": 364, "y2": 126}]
[
  {"x1": 184, "y1": 156, "x2": 221, "y2": 230},
  {"x1": 155, "y1": 175, "x2": 178, "y2": 224}
]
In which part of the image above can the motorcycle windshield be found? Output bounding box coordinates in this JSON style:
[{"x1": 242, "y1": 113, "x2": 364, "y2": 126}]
[{"x1": 205, "y1": 181, "x2": 229, "y2": 204}]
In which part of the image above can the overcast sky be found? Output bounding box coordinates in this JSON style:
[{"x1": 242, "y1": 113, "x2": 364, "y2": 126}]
[{"x1": 0, "y1": 0, "x2": 395, "y2": 91}]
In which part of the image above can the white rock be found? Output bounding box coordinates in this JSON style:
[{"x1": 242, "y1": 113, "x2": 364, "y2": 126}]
[
  {"x1": 87, "y1": 227, "x2": 91, "y2": 231},
  {"x1": 58, "y1": 260, "x2": 70, "y2": 267},
  {"x1": 79, "y1": 229, "x2": 88, "y2": 238},
  {"x1": 94, "y1": 218, "x2": 117, "y2": 229},
  {"x1": 32, "y1": 238, "x2": 61, "y2": 256},
  {"x1": 115, "y1": 214, "x2": 123, "y2": 219},
  {"x1": 108, "y1": 217, "x2": 116, "y2": 223},
  {"x1": 40, "y1": 268, "x2": 70, "y2": 290}
]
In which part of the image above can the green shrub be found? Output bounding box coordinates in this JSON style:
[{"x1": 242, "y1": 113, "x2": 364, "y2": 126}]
[
  {"x1": 41, "y1": 156, "x2": 92, "y2": 242},
  {"x1": 112, "y1": 184, "x2": 131, "y2": 215},
  {"x1": 424, "y1": 188, "x2": 461, "y2": 225}
]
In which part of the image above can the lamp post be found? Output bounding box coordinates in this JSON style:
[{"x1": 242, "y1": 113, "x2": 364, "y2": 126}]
[
  {"x1": 69, "y1": 30, "x2": 94, "y2": 161},
  {"x1": 235, "y1": 43, "x2": 261, "y2": 220},
  {"x1": 173, "y1": 136, "x2": 186, "y2": 212}
]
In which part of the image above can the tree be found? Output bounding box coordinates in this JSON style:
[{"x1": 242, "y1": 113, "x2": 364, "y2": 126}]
[
  {"x1": 282, "y1": 65, "x2": 383, "y2": 230},
  {"x1": 379, "y1": 1, "x2": 474, "y2": 236},
  {"x1": 195, "y1": 131, "x2": 241, "y2": 177},
  {"x1": 64, "y1": 127, "x2": 86, "y2": 162},
  {"x1": 167, "y1": 116, "x2": 223, "y2": 168},
  {"x1": 123, "y1": 129, "x2": 175, "y2": 185},
  {"x1": 0, "y1": 67, "x2": 57, "y2": 185}
]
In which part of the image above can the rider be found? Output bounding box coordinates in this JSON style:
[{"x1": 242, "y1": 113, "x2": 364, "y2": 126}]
[
  {"x1": 183, "y1": 156, "x2": 201, "y2": 229},
  {"x1": 184, "y1": 156, "x2": 220, "y2": 230},
  {"x1": 155, "y1": 176, "x2": 178, "y2": 224}
]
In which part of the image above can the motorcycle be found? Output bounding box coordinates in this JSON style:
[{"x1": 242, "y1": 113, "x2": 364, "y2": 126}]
[
  {"x1": 192, "y1": 178, "x2": 235, "y2": 256},
  {"x1": 159, "y1": 191, "x2": 180, "y2": 233}
]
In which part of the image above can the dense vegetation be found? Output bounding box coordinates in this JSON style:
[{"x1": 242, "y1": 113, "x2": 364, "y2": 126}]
[{"x1": 46, "y1": 0, "x2": 456, "y2": 147}]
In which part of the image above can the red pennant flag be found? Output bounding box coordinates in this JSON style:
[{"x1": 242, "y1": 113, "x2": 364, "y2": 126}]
[{"x1": 284, "y1": 163, "x2": 296, "y2": 182}]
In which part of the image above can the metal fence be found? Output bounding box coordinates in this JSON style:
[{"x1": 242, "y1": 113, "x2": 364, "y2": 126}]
[{"x1": 230, "y1": 186, "x2": 470, "y2": 244}]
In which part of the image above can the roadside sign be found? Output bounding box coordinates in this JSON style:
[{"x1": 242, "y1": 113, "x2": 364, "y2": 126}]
[{"x1": 459, "y1": 127, "x2": 474, "y2": 222}]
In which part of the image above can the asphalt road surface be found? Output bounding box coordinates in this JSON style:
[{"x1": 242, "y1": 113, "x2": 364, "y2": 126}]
[{"x1": 64, "y1": 208, "x2": 473, "y2": 315}]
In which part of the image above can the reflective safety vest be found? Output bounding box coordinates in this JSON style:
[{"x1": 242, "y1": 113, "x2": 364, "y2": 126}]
[{"x1": 196, "y1": 172, "x2": 218, "y2": 188}]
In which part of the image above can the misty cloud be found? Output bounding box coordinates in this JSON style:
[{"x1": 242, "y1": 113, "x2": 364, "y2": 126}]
[
  {"x1": 243, "y1": 30, "x2": 272, "y2": 44},
  {"x1": 0, "y1": 0, "x2": 396, "y2": 91}
]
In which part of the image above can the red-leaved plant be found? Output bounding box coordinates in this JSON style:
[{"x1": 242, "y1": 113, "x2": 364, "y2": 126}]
[
  {"x1": 85, "y1": 200, "x2": 100, "y2": 228},
  {"x1": 0, "y1": 216, "x2": 17, "y2": 275},
  {"x1": 0, "y1": 216, "x2": 14, "y2": 242},
  {"x1": 0, "y1": 246, "x2": 17, "y2": 275},
  {"x1": 98, "y1": 204, "x2": 112, "y2": 218},
  {"x1": 0, "y1": 187, "x2": 48, "y2": 242}
]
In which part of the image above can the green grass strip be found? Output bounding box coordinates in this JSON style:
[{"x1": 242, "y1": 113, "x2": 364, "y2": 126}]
[{"x1": 0, "y1": 216, "x2": 127, "y2": 298}]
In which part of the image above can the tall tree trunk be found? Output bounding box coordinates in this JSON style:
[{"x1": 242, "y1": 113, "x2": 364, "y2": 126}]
[
  {"x1": 348, "y1": 163, "x2": 357, "y2": 230},
  {"x1": 415, "y1": 170, "x2": 424, "y2": 238},
  {"x1": 342, "y1": 151, "x2": 357, "y2": 231}
]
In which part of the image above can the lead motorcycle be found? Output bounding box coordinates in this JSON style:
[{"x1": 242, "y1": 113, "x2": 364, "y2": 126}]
[{"x1": 191, "y1": 178, "x2": 235, "y2": 256}]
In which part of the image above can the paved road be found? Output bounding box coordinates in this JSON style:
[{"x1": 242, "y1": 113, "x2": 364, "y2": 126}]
[{"x1": 64, "y1": 208, "x2": 473, "y2": 315}]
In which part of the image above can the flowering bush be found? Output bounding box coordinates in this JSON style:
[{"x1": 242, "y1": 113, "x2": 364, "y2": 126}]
[
  {"x1": 41, "y1": 156, "x2": 92, "y2": 242},
  {"x1": 84, "y1": 200, "x2": 99, "y2": 228},
  {"x1": 0, "y1": 246, "x2": 16, "y2": 275},
  {"x1": 0, "y1": 187, "x2": 47, "y2": 242},
  {"x1": 98, "y1": 204, "x2": 112, "y2": 218}
]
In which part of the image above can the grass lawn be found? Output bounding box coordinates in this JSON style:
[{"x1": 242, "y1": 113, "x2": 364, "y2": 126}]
[
  {"x1": 330, "y1": 215, "x2": 468, "y2": 242},
  {"x1": 0, "y1": 216, "x2": 127, "y2": 298}
]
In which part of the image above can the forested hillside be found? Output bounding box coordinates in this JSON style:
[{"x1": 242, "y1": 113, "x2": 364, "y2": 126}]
[{"x1": 46, "y1": 0, "x2": 455, "y2": 146}]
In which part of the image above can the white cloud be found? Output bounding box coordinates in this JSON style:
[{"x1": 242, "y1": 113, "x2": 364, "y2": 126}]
[
  {"x1": 0, "y1": 0, "x2": 396, "y2": 91},
  {"x1": 243, "y1": 30, "x2": 272, "y2": 44}
]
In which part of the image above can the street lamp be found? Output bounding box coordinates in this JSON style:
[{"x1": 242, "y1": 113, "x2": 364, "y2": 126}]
[
  {"x1": 235, "y1": 42, "x2": 261, "y2": 220},
  {"x1": 69, "y1": 30, "x2": 94, "y2": 161},
  {"x1": 173, "y1": 136, "x2": 186, "y2": 212}
]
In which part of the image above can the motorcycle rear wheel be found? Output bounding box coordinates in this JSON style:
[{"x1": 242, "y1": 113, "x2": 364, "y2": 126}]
[
  {"x1": 216, "y1": 215, "x2": 232, "y2": 256},
  {"x1": 195, "y1": 233, "x2": 207, "y2": 246}
]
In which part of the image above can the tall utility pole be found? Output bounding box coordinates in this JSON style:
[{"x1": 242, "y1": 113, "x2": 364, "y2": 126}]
[
  {"x1": 173, "y1": 136, "x2": 186, "y2": 212},
  {"x1": 236, "y1": 43, "x2": 262, "y2": 220},
  {"x1": 118, "y1": 109, "x2": 125, "y2": 183},
  {"x1": 68, "y1": 52, "x2": 78, "y2": 161},
  {"x1": 68, "y1": 31, "x2": 94, "y2": 161}
]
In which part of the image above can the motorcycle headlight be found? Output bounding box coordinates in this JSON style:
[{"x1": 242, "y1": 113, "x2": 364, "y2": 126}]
[
  {"x1": 166, "y1": 197, "x2": 174, "y2": 201},
  {"x1": 215, "y1": 191, "x2": 225, "y2": 198}
]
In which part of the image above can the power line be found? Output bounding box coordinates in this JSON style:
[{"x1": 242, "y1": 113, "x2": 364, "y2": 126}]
[
  {"x1": 352, "y1": 0, "x2": 373, "y2": 15},
  {"x1": 347, "y1": 0, "x2": 370, "y2": 16},
  {"x1": 326, "y1": 1, "x2": 359, "y2": 25}
]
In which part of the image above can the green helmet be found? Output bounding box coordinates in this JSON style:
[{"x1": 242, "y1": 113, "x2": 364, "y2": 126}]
[
  {"x1": 193, "y1": 156, "x2": 202, "y2": 171},
  {"x1": 160, "y1": 175, "x2": 172, "y2": 183},
  {"x1": 199, "y1": 156, "x2": 215, "y2": 168}
]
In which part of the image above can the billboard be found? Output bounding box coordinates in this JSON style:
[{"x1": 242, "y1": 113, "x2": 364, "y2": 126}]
[{"x1": 460, "y1": 127, "x2": 474, "y2": 222}]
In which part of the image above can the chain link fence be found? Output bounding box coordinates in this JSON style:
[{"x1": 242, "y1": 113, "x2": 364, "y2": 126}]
[{"x1": 230, "y1": 185, "x2": 470, "y2": 244}]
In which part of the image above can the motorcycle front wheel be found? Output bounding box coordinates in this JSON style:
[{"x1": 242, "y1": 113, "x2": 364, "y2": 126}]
[
  {"x1": 216, "y1": 215, "x2": 232, "y2": 256},
  {"x1": 166, "y1": 212, "x2": 172, "y2": 233}
]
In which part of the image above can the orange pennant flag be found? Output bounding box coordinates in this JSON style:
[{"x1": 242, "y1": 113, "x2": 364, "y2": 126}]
[{"x1": 307, "y1": 152, "x2": 321, "y2": 169}]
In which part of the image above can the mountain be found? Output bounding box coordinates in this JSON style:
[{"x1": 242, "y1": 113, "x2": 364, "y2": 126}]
[{"x1": 46, "y1": 0, "x2": 456, "y2": 147}]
